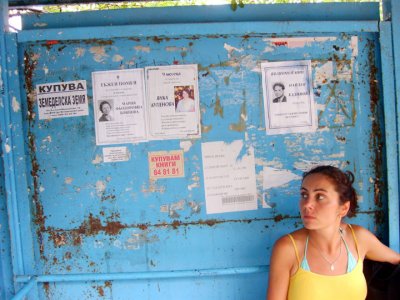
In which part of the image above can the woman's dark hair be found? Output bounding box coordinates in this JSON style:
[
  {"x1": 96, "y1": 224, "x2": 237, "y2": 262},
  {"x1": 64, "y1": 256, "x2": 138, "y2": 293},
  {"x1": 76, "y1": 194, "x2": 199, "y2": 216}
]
[
  {"x1": 99, "y1": 101, "x2": 111, "y2": 112},
  {"x1": 302, "y1": 165, "x2": 358, "y2": 217},
  {"x1": 181, "y1": 88, "x2": 191, "y2": 97}
]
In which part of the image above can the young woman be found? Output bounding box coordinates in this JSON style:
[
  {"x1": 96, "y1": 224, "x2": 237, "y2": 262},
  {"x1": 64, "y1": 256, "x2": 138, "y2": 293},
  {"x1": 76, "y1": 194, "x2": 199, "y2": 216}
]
[
  {"x1": 176, "y1": 88, "x2": 195, "y2": 113},
  {"x1": 267, "y1": 165, "x2": 400, "y2": 300}
]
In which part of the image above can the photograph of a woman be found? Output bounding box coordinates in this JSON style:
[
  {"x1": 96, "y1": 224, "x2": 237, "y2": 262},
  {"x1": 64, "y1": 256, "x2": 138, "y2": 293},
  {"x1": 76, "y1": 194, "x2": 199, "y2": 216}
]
[
  {"x1": 98, "y1": 100, "x2": 113, "y2": 122},
  {"x1": 175, "y1": 86, "x2": 195, "y2": 113}
]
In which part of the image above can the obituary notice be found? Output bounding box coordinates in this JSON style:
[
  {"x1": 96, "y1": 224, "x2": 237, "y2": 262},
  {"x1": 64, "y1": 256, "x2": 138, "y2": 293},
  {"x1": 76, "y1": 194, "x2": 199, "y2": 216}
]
[
  {"x1": 145, "y1": 64, "x2": 201, "y2": 140},
  {"x1": 92, "y1": 69, "x2": 147, "y2": 145},
  {"x1": 261, "y1": 60, "x2": 317, "y2": 135}
]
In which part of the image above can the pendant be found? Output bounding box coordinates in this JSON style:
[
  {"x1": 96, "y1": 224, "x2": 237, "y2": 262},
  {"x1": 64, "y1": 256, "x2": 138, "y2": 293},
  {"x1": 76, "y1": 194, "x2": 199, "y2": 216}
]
[{"x1": 330, "y1": 265, "x2": 335, "y2": 271}]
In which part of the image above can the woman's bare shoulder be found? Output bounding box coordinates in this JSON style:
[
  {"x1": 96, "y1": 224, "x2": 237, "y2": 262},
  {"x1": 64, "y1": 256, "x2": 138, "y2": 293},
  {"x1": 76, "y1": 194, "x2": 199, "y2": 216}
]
[{"x1": 273, "y1": 228, "x2": 307, "y2": 250}]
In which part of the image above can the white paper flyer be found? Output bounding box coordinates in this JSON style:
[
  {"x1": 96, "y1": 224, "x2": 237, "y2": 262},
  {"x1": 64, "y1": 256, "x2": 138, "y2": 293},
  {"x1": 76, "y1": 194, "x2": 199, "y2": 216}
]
[
  {"x1": 36, "y1": 80, "x2": 88, "y2": 120},
  {"x1": 201, "y1": 140, "x2": 257, "y2": 214},
  {"x1": 145, "y1": 64, "x2": 201, "y2": 140},
  {"x1": 92, "y1": 69, "x2": 147, "y2": 145},
  {"x1": 261, "y1": 60, "x2": 317, "y2": 135}
]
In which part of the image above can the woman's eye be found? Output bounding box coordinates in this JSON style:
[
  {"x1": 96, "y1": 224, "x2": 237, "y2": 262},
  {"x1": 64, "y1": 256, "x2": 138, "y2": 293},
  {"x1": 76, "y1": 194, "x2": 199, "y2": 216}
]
[
  {"x1": 316, "y1": 194, "x2": 325, "y2": 200},
  {"x1": 300, "y1": 193, "x2": 308, "y2": 199}
]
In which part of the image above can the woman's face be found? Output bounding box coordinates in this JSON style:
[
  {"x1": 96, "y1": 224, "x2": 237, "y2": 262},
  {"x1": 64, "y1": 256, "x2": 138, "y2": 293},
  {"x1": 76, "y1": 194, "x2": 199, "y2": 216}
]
[
  {"x1": 299, "y1": 173, "x2": 349, "y2": 230},
  {"x1": 182, "y1": 90, "x2": 189, "y2": 99},
  {"x1": 101, "y1": 103, "x2": 111, "y2": 114}
]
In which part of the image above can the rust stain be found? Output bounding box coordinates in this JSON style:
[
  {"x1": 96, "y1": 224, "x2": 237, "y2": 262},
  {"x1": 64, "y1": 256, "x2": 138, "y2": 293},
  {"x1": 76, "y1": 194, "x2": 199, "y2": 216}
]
[
  {"x1": 367, "y1": 39, "x2": 384, "y2": 215},
  {"x1": 274, "y1": 214, "x2": 290, "y2": 222},
  {"x1": 49, "y1": 232, "x2": 67, "y2": 247},
  {"x1": 76, "y1": 214, "x2": 125, "y2": 236},
  {"x1": 83, "y1": 39, "x2": 114, "y2": 46},
  {"x1": 201, "y1": 122, "x2": 212, "y2": 134},
  {"x1": 101, "y1": 194, "x2": 116, "y2": 202},
  {"x1": 151, "y1": 36, "x2": 164, "y2": 44},
  {"x1": 24, "y1": 49, "x2": 47, "y2": 258},
  {"x1": 97, "y1": 286, "x2": 104, "y2": 297},
  {"x1": 64, "y1": 252, "x2": 72, "y2": 260},
  {"x1": 230, "y1": 96, "x2": 247, "y2": 132},
  {"x1": 137, "y1": 224, "x2": 148, "y2": 230},
  {"x1": 214, "y1": 94, "x2": 223, "y2": 118},
  {"x1": 43, "y1": 282, "x2": 50, "y2": 298}
]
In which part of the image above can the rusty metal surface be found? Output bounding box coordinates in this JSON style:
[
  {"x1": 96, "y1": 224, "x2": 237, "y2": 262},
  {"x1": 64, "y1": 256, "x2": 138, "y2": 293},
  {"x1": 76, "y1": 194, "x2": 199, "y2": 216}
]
[{"x1": 6, "y1": 9, "x2": 387, "y2": 298}]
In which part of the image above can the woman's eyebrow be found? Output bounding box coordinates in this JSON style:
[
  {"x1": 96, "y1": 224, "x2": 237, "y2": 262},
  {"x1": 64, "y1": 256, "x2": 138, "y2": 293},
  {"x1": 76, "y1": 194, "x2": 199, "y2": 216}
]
[{"x1": 300, "y1": 187, "x2": 328, "y2": 192}]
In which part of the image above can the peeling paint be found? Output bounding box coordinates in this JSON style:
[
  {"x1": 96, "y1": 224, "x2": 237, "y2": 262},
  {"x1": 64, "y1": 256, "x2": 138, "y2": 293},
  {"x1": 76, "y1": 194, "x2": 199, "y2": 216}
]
[
  {"x1": 351, "y1": 36, "x2": 358, "y2": 58},
  {"x1": 188, "y1": 182, "x2": 200, "y2": 191},
  {"x1": 75, "y1": 47, "x2": 86, "y2": 57},
  {"x1": 264, "y1": 37, "x2": 337, "y2": 51},
  {"x1": 64, "y1": 177, "x2": 73, "y2": 185},
  {"x1": 229, "y1": 98, "x2": 247, "y2": 132},
  {"x1": 33, "y1": 22, "x2": 48, "y2": 27},
  {"x1": 12, "y1": 96, "x2": 20, "y2": 112},
  {"x1": 188, "y1": 201, "x2": 201, "y2": 214},
  {"x1": 41, "y1": 136, "x2": 52, "y2": 143},
  {"x1": 112, "y1": 54, "x2": 124, "y2": 62},
  {"x1": 96, "y1": 181, "x2": 106, "y2": 197},
  {"x1": 166, "y1": 46, "x2": 187, "y2": 52},
  {"x1": 294, "y1": 159, "x2": 346, "y2": 172},
  {"x1": 314, "y1": 61, "x2": 333, "y2": 85},
  {"x1": 89, "y1": 46, "x2": 109, "y2": 62},
  {"x1": 180, "y1": 140, "x2": 194, "y2": 152},
  {"x1": 262, "y1": 167, "x2": 301, "y2": 190},
  {"x1": 214, "y1": 94, "x2": 223, "y2": 117},
  {"x1": 141, "y1": 179, "x2": 166, "y2": 194},
  {"x1": 92, "y1": 155, "x2": 103, "y2": 164},
  {"x1": 224, "y1": 43, "x2": 243, "y2": 58},
  {"x1": 201, "y1": 123, "x2": 212, "y2": 133},
  {"x1": 134, "y1": 45, "x2": 150, "y2": 53}
]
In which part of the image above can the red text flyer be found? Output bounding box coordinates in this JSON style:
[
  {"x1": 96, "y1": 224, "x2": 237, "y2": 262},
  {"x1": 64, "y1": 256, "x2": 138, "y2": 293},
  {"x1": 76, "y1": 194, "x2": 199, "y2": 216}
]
[{"x1": 148, "y1": 150, "x2": 184, "y2": 179}]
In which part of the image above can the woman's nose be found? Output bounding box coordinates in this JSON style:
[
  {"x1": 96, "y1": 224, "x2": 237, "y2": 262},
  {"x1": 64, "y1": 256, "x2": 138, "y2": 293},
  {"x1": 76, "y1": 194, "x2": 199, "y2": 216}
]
[{"x1": 302, "y1": 198, "x2": 314, "y2": 209}]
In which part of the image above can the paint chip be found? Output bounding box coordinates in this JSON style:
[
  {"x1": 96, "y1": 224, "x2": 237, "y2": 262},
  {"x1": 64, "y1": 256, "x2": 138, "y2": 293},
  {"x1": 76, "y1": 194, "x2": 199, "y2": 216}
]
[
  {"x1": 12, "y1": 97, "x2": 20, "y2": 112},
  {"x1": 64, "y1": 177, "x2": 74, "y2": 184},
  {"x1": 92, "y1": 155, "x2": 103, "y2": 164}
]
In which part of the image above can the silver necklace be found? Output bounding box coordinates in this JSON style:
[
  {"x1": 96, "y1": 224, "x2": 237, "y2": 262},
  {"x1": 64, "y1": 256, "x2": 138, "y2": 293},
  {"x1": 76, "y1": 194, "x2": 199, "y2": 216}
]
[{"x1": 311, "y1": 229, "x2": 343, "y2": 271}]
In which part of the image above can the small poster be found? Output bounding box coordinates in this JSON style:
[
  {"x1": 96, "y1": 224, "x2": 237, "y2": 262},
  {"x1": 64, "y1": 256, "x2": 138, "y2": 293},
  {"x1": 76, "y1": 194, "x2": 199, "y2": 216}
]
[
  {"x1": 36, "y1": 80, "x2": 88, "y2": 120},
  {"x1": 261, "y1": 60, "x2": 317, "y2": 135},
  {"x1": 92, "y1": 69, "x2": 147, "y2": 145},
  {"x1": 201, "y1": 140, "x2": 257, "y2": 214},
  {"x1": 103, "y1": 147, "x2": 130, "y2": 163},
  {"x1": 149, "y1": 150, "x2": 185, "y2": 179},
  {"x1": 145, "y1": 64, "x2": 201, "y2": 140}
]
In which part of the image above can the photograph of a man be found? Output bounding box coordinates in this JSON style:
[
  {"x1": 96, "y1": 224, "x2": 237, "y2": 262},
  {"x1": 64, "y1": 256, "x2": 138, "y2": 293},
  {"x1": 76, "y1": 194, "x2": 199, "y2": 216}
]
[{"x1": 272, "y1": 82, "x2": 287, "y2": 103}]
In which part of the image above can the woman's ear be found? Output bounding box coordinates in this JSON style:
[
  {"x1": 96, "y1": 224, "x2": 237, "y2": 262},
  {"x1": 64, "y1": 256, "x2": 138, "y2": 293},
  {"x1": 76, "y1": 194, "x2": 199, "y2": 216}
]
[{"x1": 340, "y1": 201, "x2": 350, "y2": 217}]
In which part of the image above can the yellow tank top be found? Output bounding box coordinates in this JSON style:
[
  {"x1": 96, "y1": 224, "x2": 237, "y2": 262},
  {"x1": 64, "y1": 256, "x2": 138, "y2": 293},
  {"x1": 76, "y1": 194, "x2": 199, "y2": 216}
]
[{"x1": 287, "y1": 225, "x2": 367, "y2": 300}]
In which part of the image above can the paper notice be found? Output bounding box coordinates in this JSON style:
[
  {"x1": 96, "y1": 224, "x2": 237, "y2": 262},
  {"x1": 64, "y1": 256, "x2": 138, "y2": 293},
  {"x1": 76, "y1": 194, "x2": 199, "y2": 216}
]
[
  {"x1": 201, "y1": 140, "x2": 257, "y2": 214},
  {"x1": 36, "y1": 80, "x2": 88, "y2": 120},
  {"x1": 149, "y1": 150, "x2": 185, "y2": 179},
  {"x1": 261, "y1": 60, "x2": 317, "y2": 135}
]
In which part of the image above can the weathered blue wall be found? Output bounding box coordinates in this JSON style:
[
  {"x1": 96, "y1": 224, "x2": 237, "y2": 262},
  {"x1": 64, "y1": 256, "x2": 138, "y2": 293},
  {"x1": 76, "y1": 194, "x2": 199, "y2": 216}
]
[
  {"x1": 1, "y1": 2, "x2": 397, "y2": 300},
  {"x1": 1, "y1": 1, "x2": 15, "y2": 299}
]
